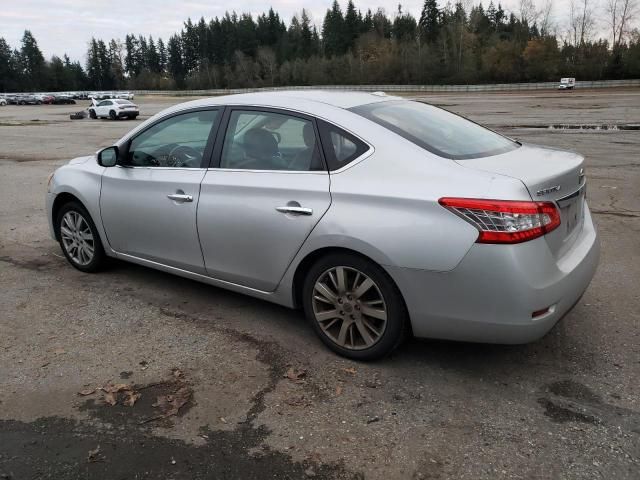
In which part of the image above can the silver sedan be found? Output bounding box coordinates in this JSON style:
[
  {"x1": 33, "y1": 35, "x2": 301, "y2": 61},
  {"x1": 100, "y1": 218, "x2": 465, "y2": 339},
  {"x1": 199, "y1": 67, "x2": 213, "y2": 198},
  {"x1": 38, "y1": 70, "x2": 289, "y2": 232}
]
[{"x1": 46, "y1": 91, "x2": 599, "y2": 360}]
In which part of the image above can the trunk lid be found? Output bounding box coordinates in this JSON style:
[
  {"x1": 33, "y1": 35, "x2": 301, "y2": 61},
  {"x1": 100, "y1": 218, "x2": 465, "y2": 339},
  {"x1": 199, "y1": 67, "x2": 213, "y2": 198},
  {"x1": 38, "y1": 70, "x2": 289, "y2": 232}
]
[{"x1": 456, "y1": 143, "x2": 587, "y2": 258}]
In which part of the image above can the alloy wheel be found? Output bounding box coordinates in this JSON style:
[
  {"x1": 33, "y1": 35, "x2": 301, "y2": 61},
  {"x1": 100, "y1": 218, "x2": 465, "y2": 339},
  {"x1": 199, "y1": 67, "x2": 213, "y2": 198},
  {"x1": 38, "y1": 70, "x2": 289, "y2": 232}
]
[
  {"x1": 311, "y1": 266, "x2": 388, "y2": 350},
  {"x1": 60, "y1": 211, "x2": 95, "y2": 266}
]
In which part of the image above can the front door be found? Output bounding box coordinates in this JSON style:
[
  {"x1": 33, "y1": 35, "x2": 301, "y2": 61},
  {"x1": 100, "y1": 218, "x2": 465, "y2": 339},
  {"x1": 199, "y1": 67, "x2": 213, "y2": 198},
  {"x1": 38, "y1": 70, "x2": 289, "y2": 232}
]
[
  {"x1": 198, "y1": 108, "x2": 331, "y2": 291},
  {"x1": 100, "y1": 109, "x2": 220, "y2": 273}
]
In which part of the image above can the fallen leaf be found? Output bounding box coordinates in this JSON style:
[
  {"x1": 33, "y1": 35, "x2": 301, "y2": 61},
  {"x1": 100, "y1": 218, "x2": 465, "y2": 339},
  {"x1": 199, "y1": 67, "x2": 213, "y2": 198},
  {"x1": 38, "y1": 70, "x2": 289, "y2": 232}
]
[
  {"x1": 145, "y1": 385, "x2": 193, "y2": 423},
  {"x1": 77, "y1": 389, "x2": 96, "y2": 396},
  {"x1": 172, "y1": 368, "x2": 183, "y2": 378},
  {"x1": 335, "y1": 385, "x2": 343, "y2": 396},
  {"x1": 341, "y1": 367, "x2": 357, "y2": 375},
  {"x1": 87, "y1": 445, "x2": 101, "y2": 463},
  {"x1": 284, "y1": 367, "x2": 307, "y2": 382},
  {"x1": 123, "y1": 391, "x2": 141, "y2": 407},
  {"x1": 53, "y1": 348, "x2": 66, "y2": 355},
  {"x1": 104, "y1": 391, "x2": 117, "y2": 406}
]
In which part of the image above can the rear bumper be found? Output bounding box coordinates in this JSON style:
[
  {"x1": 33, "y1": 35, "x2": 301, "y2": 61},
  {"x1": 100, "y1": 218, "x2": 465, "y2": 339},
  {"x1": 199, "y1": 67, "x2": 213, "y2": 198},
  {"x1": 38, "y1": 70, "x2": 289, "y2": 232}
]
[
  {"x1": 387, "y1": 205, "x2": 600, "y2": 344},
  {"x1": 117, "y1": 111, "x2": 138, "y2": 118}
]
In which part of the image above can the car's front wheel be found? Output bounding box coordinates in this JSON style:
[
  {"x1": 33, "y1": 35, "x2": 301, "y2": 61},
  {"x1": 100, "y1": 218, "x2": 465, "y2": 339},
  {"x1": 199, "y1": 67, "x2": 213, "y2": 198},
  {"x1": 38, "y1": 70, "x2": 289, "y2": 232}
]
[
  {"x1": 56, "y1": 202, "x2": 106, "y2": 273},
  {"x1": 89, "y1": 109, "x2": 96, "y2": 119},
  {"x1": 302, "y1": 253, "x2": 407, "y2": 360},
  {"x1": 109, "y1": 110, "x2": 117, "y2": 120}
]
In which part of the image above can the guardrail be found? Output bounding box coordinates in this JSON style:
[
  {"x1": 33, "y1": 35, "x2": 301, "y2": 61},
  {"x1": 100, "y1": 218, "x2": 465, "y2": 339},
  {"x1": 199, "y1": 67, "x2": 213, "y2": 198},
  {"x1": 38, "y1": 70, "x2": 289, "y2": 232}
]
[{"x1": 132, "y1": 79, "x2": 640, "y2": 96}]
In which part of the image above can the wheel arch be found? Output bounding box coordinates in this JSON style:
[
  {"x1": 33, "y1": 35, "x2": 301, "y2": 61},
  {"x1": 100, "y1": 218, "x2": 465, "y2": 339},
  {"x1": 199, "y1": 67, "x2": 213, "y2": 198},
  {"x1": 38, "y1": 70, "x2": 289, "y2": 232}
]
[
  {"x1": 291, "y1": 246, "x2": 407, "y2": 315},
  {"x1": 51, "y1": 192, "x2": 86, "y2": 240}
]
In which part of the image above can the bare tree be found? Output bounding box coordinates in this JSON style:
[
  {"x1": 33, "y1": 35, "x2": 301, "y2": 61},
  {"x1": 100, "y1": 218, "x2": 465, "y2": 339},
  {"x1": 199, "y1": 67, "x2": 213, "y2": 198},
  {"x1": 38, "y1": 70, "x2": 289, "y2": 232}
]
[
  {"x1": 568, "y1": 0, "x2": 596, "y2": 45},
  {"x1": 539, "y1": 0, "x2": 555, "y2": 35},
  {"x1": 606, "y1": 0, "x2": 639, "y2": 47},
  {"x1": 519, "y1": 0, "x2": 541, "y2": 24}
]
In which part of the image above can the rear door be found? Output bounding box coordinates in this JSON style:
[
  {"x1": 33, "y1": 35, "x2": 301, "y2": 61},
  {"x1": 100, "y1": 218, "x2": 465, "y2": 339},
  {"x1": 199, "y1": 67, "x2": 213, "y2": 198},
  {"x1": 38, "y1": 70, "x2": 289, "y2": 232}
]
[
  {"x1": 100, "y1": 108, "x2": 221, "y2": 273},
  {"x1": 197, "y1": 107, "x2": 331, "y2": 291}
]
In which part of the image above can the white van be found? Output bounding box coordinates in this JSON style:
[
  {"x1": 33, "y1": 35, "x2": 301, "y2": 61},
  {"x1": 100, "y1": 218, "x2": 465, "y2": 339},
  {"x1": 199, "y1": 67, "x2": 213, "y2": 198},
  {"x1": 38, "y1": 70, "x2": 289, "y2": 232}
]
[{"x1": 558, "y1": 78, "x2": 576, "y2": 90}]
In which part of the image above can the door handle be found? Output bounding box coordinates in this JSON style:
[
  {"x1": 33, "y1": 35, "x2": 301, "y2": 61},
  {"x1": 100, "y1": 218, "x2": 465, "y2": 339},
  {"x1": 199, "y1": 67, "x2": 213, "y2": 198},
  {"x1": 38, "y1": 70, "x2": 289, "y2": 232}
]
[
  {"x1": 276, "y1": 206, "x2": 313, "y2": 216},
  {"x1": 167, "y1": 193, "x2": 193, "y2": 202}
]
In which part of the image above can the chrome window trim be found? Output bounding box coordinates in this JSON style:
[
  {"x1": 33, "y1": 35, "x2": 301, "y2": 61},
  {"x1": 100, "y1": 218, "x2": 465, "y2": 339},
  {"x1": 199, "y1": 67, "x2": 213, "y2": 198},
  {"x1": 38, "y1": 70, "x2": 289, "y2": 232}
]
[
  {"x1": 115, "y1": 165, "x2": 208, "y2": 171},
  {"x1": 207, "y1": 168, "x2": 329, "y2": 175}
]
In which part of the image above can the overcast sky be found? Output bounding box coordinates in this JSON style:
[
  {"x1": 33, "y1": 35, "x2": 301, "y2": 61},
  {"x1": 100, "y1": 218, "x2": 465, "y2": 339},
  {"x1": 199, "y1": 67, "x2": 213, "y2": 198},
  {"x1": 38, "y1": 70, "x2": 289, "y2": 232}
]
[{"x1": 2, "y1": 0, "x2": 595, "y2": 63}]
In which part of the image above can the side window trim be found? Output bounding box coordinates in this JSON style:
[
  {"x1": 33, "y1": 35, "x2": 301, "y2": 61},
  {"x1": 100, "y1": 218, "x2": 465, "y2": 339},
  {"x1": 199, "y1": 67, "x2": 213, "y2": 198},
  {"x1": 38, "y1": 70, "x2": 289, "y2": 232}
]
[
  {"x1": 207, "y1": 106, "x2": 328, "y2": 172},
  {"x1": 119, "y1": 107, "x2": 223, "y2": 169}
]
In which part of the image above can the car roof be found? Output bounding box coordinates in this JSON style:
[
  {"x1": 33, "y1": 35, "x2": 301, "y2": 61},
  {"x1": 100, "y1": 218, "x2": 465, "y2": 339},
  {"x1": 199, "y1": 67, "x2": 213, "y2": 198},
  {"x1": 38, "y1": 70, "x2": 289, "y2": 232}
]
[{"x1": 165, "y1": 90, "x2": 400, "y2": 115}]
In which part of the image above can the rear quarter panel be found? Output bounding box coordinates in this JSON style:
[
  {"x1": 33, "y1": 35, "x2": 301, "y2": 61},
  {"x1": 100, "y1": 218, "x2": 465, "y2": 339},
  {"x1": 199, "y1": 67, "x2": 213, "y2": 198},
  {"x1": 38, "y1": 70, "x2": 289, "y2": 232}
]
[{"x1": 313, "y1": 115, "x2": 533, "y2": 272}]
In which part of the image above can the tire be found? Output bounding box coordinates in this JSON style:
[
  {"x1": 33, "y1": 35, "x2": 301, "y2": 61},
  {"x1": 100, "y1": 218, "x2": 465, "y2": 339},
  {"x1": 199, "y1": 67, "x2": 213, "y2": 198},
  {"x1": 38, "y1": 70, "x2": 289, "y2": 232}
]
[
  {"x1": 109, "y1": 110, "x2": 117, "y2": 120},
  {"x1": 36, "y1": 100, "x2": 42, "y2": 105},
  {"x1": 302, "y1": 253, "x2": 408, "y2": 360},
  {"x1": 132, "y1": 114, "x2": 138, "y2": 120},
  {"x1": 89, "y1": 109, "x2": 97, "y2": 119},
  {"x1": 55, "y1": 201, "x2": 106, "y2": 273}
]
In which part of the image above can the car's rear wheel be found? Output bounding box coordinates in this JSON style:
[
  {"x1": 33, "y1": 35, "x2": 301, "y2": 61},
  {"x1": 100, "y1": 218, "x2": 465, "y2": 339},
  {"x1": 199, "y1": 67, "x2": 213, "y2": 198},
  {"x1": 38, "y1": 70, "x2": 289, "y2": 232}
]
[
  {"x1": 56, "y1": 202, "x2": 106, "y2": 273},
  {"x1": 302, "y1": 253, "x2": 407, "y2": 360},
  {"x1": 109, "y1": 110, "x2": 117, "y2": 120}
]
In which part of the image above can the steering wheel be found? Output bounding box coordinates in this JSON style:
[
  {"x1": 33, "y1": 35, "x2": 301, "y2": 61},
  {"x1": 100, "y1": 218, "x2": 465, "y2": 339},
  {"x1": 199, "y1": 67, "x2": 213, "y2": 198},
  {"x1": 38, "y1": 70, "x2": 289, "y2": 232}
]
[{"x1": 166, "y1": 144, "x2": 202, "y2": 168}]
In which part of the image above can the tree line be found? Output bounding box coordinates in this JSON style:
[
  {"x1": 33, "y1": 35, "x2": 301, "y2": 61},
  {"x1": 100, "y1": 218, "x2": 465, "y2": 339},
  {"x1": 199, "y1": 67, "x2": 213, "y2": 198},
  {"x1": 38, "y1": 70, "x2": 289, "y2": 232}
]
[{"x1": 1, "y1": 0, "x2": 640, "y2": 93}]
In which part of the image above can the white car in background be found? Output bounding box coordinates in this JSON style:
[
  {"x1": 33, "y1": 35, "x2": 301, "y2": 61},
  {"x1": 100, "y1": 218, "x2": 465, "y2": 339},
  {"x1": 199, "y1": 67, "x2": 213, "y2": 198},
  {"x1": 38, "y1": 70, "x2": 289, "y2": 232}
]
[
  {"x1": 89, "y1": 99, "x2": 139, "y2": 120},
  {"x1": 0, "y1": 98, "x2": 6, "y2": 106},
  {"x1": 115, "y1": 92, "x2": 135, "y2": 100}
]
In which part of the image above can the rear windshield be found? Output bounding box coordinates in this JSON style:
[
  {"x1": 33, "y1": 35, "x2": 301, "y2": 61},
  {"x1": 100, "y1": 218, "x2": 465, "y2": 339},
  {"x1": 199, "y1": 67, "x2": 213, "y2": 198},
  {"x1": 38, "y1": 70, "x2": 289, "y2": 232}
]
[
  {"x1": 350, "y1": 100, "x2": 519, "y2": 160},
  {"x1": 115, "y1": 100, "x2": 132, "y2": 105}
]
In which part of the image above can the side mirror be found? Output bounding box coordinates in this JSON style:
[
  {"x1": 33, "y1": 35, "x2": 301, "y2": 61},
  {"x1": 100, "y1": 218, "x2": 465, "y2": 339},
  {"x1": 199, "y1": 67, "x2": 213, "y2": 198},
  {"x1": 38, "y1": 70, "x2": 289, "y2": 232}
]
[{"x1": 97, "y1": 146, "x2": 119, "y2": 167}]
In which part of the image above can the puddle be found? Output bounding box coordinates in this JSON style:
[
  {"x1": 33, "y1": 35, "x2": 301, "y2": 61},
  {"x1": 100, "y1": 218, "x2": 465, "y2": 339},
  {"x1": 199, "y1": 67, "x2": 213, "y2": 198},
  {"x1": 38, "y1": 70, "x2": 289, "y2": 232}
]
[{"x1": 509, "y1": 123, "x2": 640, "y2": 131}]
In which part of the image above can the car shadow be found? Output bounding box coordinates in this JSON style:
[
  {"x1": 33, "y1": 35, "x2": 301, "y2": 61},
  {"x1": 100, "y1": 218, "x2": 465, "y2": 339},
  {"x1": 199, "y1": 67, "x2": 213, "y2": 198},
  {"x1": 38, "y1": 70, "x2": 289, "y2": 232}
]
[{"x1": 99, "y1": 258, "x2": 595, "y2": 379}]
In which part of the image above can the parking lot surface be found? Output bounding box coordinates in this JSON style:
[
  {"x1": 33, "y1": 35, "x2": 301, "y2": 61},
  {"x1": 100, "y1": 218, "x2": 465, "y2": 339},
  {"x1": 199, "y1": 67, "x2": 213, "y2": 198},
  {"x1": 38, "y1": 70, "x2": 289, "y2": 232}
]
[{"x1": 1, "y1": 90, "x2": 639, "y2": 479}]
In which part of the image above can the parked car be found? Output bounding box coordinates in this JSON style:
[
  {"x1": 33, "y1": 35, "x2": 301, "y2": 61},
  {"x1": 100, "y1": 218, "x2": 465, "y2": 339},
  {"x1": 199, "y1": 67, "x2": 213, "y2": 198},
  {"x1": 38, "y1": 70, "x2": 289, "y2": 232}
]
[
  {"x1": 88, "y1": 99, "x2": 138, "y2": 119},
  {"x1": 52, "y1": 95, "x2": 76, "y2": 105},
  {"x1": 45, "y1": 91, "x2": 599, "y2": 360},
  {"x1": 115, "y1": 92, "x2": 135, "y2": 100},
  {"x1": 17, "y1": 94, "x2": 40, "y2": 105},
  {"x1": 35, "y1": 94, "x2": 55, "y2": 104},
  {"x1": 0, "y1": 98, "x2": 6, "y2": 106}
]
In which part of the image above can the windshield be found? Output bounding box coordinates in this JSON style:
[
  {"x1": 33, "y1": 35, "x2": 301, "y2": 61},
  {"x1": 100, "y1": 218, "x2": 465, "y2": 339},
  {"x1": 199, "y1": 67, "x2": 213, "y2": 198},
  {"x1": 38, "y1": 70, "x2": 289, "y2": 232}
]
[{"x1": 350, "y1": 100, "x2": 519, "y2": 160}]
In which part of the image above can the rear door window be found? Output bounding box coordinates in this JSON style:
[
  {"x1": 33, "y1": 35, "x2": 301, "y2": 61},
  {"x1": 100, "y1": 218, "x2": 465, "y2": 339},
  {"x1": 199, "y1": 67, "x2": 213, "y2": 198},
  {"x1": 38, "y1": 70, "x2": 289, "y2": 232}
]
[{"x1": 219, "y1": 110, "x2": 324, "y2": 171}]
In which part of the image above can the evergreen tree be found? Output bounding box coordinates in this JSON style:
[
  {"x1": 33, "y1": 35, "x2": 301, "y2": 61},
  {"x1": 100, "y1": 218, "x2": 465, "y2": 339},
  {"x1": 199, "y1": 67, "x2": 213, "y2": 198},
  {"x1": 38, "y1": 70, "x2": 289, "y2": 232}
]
[
  {"x1": 157, "y1": 38, "x2": 167, "y2": 73},
  {"x1": 323, "y1": 1, "x2": 345, "y2": 56},
  {"x1": 167, "y1": 34, "x2": 185, "y2": 85},
  {"x1": 419, "y1": 0, "x2": 440, "y2": 43},
  {"x1": 146, "y1": 36, "x2": 160, "y2": 72},
  {"x1": 124, "y1": 35, "x2": 140, "y2": 76},
  {"x1": 393, "y1": 5, "x2": 418, "y2": 42},
  {"x1": 344, "y1": 0, "x2": 360, "y2": 51},
  {"x1": 20, "y1": 30, "x2": 45, "y2": 90},
  {"x1": 0, "y1": 37, "x2": 19, "y2": 92}
]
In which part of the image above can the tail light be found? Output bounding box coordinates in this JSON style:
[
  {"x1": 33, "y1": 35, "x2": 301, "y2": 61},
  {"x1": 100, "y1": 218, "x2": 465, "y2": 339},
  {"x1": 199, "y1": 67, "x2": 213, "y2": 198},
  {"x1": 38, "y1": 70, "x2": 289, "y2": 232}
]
[{"x1": 438, "y1": 197, "x2": 561, "y2": 244}]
